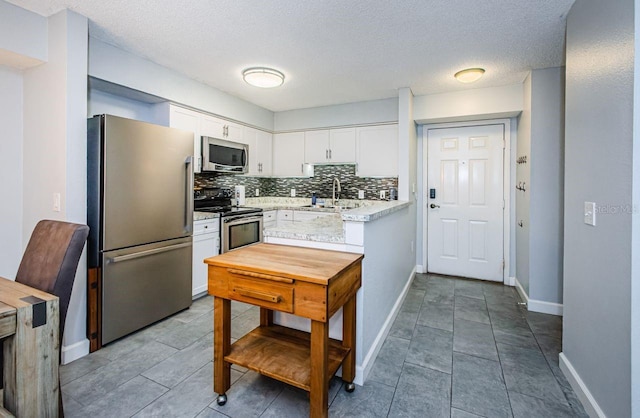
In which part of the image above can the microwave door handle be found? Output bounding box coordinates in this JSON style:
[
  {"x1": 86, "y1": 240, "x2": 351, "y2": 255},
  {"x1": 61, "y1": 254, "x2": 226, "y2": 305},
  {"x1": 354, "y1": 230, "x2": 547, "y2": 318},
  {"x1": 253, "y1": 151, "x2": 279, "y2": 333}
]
[{"x1": 185, "y1": 156, "x2": 194, "y2": 233}]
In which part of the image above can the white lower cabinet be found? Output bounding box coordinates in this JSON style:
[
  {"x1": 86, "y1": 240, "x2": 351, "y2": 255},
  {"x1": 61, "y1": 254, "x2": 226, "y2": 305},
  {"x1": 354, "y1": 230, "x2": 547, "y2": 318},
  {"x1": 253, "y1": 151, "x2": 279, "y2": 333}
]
[
  {"x1": 277, "y1": 210, "x2": 294, "y2": 225},
  {"x1": 192, "y1": 219, "x2": 220, "y2": 297},
  {"x1": 263, "y1": 210, "x2": 277, "y2": 228}
]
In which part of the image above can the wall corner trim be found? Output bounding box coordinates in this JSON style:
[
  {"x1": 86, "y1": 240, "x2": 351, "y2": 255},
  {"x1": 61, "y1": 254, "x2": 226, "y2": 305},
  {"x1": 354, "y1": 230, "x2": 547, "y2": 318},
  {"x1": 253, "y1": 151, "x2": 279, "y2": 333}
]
[
  {"x1": 559, "y1": 353, "x2": 606, "y2": 418},
  {"x1": 61, "y1": 338, "x2": 90, "y2": 365}
]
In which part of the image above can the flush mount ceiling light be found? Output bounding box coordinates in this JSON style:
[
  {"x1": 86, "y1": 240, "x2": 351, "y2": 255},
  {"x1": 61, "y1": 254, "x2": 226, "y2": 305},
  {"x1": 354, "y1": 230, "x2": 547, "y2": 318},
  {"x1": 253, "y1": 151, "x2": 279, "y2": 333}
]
[
  {"x1": 454, "y1": 68, "x2": 485, "y2": 83},
  {"x1": 242, "y1": 67, "x2": 285, "y2": 88}
]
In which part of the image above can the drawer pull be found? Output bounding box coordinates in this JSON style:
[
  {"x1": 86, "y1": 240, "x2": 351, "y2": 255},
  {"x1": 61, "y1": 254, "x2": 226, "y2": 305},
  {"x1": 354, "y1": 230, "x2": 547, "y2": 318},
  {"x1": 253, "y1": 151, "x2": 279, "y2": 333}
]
[
  {"x1": 227, "y1": 269, "x2": 294, "y2": 284},
  {"x1": 234, "y1": 287, "x2": 281, "y2": 303}
]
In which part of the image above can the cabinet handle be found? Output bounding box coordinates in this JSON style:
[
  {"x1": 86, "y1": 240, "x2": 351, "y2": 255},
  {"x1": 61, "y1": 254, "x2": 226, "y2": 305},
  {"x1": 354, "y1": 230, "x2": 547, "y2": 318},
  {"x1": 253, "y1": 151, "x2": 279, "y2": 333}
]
[
  {"x1": 227, "y1": 268, "x2": 294, "y2": 283},
  {"x1": 326, "y1": 149, "x2": 328, "y2": 159},
  {"x1": 329, "y1": 149, "x2": 332, "y2": 159},
  {"x1": 233, "y1": 287, "x2": 282, "y2": 303}
]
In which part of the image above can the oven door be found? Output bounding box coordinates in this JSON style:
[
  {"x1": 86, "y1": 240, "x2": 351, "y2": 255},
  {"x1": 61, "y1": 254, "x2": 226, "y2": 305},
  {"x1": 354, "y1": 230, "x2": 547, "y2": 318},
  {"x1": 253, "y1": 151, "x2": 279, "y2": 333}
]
[{"x1": 221, "y1": 214, "x2": 263, "y2": 253}]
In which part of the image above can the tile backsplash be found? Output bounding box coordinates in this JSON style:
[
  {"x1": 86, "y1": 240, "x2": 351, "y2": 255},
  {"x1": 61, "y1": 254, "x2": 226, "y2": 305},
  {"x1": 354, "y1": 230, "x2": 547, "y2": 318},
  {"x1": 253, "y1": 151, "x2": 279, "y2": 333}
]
[{"x1": 195, "y1": 164, "x2": 398, "y2": 200}]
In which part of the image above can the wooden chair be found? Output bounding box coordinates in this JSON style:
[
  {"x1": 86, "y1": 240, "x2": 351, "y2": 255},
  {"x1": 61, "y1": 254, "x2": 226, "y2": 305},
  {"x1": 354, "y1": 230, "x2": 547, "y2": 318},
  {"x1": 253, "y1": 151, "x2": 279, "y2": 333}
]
[{"x1": 1, "y1": 220, "x2": 89, "y2": 416}]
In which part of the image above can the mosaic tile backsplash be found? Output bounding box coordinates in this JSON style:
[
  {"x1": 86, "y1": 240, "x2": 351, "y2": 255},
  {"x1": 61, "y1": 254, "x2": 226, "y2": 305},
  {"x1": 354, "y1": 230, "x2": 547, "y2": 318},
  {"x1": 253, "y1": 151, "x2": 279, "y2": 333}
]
[{"x1": 195, "y1": 164, "x2": 398, "y2": 201}]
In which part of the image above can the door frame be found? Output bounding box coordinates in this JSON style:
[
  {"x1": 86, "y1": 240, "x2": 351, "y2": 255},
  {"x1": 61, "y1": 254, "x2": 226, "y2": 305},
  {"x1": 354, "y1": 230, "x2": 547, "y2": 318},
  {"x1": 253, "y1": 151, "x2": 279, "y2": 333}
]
[{"x1": 421, "y1": 118, "x2": 513, "y2": 284}]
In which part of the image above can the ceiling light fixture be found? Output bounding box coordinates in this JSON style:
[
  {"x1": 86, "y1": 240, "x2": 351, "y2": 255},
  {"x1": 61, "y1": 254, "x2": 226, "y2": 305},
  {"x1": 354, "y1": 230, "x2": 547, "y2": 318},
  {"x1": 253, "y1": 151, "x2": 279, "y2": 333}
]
[
  {"x1": 242, "y1": 67, "x2": 285, "y2": 88},
  {"x1": 454, "y1": 68, "x2": 485, "y2": 83}
]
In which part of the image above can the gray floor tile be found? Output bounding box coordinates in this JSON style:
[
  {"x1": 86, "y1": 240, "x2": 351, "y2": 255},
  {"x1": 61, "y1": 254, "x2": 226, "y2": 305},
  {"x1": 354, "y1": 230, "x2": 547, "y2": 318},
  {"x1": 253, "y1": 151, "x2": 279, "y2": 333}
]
[
  {"x1": 231, "y1": 300, "x2": 254, "y2": 318},
  {"x1": 329, "y1": 380, "x2": 395, "y2": 417},
  {"x1": 405, "y1": 325, "x2": 453, "y2": 374},
  {"x1": 424, "y1": 279, "x2": 455, "y2": 304},
  {"x1": 142, "y1": 332, "x2": 214, "y2": 388},
  {"x1": 69, "y1": 375, "x2": 168, "y2": 418},
  {"x1": 455, "y1": 279, "x2": 485, "y2": 299},
  {"x1": 524, "y1": 311, "x2": 563, "y2": 339},
  {"x1": 61, "y1": 391, "x2": 84, "y2": 417},
  {"x1": 400, "y1": 289, "x2": 426, "y2": 314},
  {"x1": 492, "y1": 327, "x2": 539, "y2": 350},
  {"x1": 452, "y1": 352, "x2": 511, "y2": 418},
  {"x1": 389, "y1": 310, "x2": 419, "y2": 340},
  {"x1": 172, "y1": 296, "x2": 214, "y2": 324},
  {"x1": 155, "y1": 309, "x2": 215, "y2": 350},
  {"x1": 230, "y1": 306, "x2": 261, "y2": 339},
  {"x1": 455, "y1": 296, "x2": 490, "y2": 324},
  {"x1": 62, "y1": 340, "x2": 177, "y2": 406},
  {"x1": 411, "y1": 274, "x2": 430, "y2": 291},
  {"x1": 451, "y1": 408, "x2": 484, "y2": 418},
  {"x1": 367, "y1": 336, "x2": 410, "y2": 387},
  {"x1": 497, "y1": 343, "x2": 568, "y2": 406},
  {"x1": 261, "y1": 378, "x2": 341, "y2": 418},
  {"x1": 509, "y1": 391, "x2": 576, "y2": 418},
  {"x1": 453, "y1": 319, "x2": 498, "y2": 361},
  {"x1": 195, "y1": 407, "x2": 230, "y2": 418},
  {"x1": 60, "y1": 352, "x2": 111, "y2": 385},
  {"x1": 417, "y1": 300, "x2": 454, "y2": 332},
  {"x1": 209, "y1": 371, "x2": 285, "y2": 416},
  {"x1": 388, "y1": 362, "x2": 451, "y2": 418},
  {"x1": 135, "y1": 363, "x2": 217, "y2": 418}
]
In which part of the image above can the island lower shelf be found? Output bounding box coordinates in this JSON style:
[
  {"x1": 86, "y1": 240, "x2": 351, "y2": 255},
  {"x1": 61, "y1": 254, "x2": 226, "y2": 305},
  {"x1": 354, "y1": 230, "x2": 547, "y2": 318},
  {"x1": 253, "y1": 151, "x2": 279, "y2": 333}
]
[{"x1": 224, "y1": 324, "x2": 350, "y2": 392}]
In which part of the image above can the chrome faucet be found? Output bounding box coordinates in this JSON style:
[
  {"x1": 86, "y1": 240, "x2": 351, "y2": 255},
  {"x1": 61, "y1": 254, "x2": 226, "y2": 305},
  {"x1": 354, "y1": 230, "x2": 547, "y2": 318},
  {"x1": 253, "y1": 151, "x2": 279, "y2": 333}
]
[{"x1": 332, "y1": 177, "x2": 341, "y2": 206}]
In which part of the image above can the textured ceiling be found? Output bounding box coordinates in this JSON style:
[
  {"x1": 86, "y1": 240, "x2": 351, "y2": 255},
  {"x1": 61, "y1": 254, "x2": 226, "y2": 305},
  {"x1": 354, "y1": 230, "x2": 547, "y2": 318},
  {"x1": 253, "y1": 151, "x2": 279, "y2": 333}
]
[{"x1": 8, "y1": 0, "x2": 575, "y2": 112}]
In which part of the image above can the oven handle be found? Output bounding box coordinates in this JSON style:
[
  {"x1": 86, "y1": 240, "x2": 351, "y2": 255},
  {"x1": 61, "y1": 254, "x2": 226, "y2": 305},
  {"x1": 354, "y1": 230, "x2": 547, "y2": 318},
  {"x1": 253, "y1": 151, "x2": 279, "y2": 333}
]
[{"x1": 223, "y1": 215, "x2": 264, "y2": 224}]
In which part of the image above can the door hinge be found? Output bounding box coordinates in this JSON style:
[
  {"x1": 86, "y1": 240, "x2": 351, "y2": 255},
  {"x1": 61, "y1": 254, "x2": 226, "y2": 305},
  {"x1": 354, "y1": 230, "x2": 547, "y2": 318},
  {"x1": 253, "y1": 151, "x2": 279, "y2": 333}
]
[
  {"x1": 502, "y1": 259, "x2": 505, "y2": 270},
  {"x1": 503, "y1": 199, "x2": 505, "y2": 209}
]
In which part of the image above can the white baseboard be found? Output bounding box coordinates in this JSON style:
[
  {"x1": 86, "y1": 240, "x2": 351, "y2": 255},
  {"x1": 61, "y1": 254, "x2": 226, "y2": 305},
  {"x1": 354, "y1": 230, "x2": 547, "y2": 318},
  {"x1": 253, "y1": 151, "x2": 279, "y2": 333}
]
[
  {"x1": 514, "y1": 277, "x2": 563, "y2": 316},
  {"x1": 416, "y1": 265, "x2": 425, "y2": 274},
  {"x1": 559, "y1": 353, "x2": 605, "y2": 418},
  {"x1": 61, "y1": 338, "x2": 90, "y2": 365},
  {"x1": 504, "y1": 276, "x2": 516, "y2": 286},
  {"x1": 356, "y1": 266, "x2": 417, "y2": 385}
]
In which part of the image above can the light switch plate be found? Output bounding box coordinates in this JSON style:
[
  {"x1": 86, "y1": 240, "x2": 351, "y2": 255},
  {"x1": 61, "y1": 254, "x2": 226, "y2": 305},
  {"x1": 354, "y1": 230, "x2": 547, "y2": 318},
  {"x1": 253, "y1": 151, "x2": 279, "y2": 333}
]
[
  {"x1": 380, "y1": 190, "x2": 387, "y2": 199},
  {"x1": 358, "y1": 190, "x2": 365, "y2": 199},
  {"x1": 584, "y1": 201, "x2": 596, "y2": 226}
]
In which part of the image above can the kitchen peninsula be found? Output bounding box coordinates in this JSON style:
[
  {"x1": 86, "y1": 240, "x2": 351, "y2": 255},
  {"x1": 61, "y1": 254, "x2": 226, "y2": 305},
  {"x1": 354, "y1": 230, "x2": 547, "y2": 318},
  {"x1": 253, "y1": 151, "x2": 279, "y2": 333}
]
[{"x1": 246, "y1": 197, "x2": 415, "y2": 385}]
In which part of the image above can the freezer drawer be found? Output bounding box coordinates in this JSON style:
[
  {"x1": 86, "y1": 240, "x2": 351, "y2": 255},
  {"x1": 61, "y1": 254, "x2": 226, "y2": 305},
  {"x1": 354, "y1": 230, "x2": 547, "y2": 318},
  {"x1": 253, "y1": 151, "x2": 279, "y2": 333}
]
[{"x1": 101, "y1": 237, "x2": 192, "y2": 344}]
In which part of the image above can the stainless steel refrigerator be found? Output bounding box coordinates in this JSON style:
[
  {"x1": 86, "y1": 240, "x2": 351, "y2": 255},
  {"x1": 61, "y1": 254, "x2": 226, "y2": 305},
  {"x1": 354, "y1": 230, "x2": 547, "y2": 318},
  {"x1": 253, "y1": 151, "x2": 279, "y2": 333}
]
[{"x1": 87, "y1": 114, "x2": 194, "y2": 346}]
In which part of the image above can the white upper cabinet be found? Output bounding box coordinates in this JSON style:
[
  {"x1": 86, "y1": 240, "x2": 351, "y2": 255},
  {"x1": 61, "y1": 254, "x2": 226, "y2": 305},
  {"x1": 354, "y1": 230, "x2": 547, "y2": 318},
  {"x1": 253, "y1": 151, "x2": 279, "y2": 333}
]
[
  {"x1": 355, "y1": 124, "x2": 398, "y2": 177},
  {"x1": 243, "y1": 126, "x2": 272, "y2": 176},
  {"x1": 304, "y1": 128, "x2": 356, "y2": 164},
  {"x1": 200, "y1": 114, "x2": 243, "y2": 143},
  {"x1": 168, "y1": 105, "x2": 202, "y2": 173},
  {"x1": 272, "y1": 132, "x2": 306, "y2": 176}
]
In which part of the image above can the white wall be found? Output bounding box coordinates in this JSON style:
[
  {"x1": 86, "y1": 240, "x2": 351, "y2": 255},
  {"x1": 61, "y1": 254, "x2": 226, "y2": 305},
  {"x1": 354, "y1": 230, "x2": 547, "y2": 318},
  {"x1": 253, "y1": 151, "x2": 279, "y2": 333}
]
[
  {"x1": 0, "y1": 66, "x2": 24, "y2": 278},
  {"x1": 274, "y1": 98, "x2": 398, "y2": 131},
  {"x1": 516, "y1": 74, "x2": 532, "y2": 295},
  {"x1": 89, "y1": 38, "x2": 274, "y2": 131},
  {"x1": 0, "y1": 0, "x2": 46, "y2": 69},
  {"x1": 562, "y1": 0, "x2": 634, "y2": 416},
  {"x1": 413, "y1": 84, "x2": 523, "y2": 124},
  {"x1": 23, "y1": 9, "x2": 89, "y2": 360},
  {"x1": 88, "y1": 89, "x2": 160, "y2": 123}
]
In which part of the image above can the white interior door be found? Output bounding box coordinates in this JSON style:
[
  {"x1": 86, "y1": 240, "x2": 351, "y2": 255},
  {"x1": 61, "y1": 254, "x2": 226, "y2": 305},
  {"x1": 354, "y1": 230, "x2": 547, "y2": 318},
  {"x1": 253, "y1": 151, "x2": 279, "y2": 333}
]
[{"x1": 427, "y1": 124, "x2": 504, "y2": 281}]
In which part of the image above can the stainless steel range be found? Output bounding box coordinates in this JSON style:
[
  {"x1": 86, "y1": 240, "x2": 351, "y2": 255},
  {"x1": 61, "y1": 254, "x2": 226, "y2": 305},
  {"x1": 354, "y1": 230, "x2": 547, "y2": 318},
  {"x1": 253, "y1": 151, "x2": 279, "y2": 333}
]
[{"x1": 194, "y1": 187, "x2": 263, "y2": 253}]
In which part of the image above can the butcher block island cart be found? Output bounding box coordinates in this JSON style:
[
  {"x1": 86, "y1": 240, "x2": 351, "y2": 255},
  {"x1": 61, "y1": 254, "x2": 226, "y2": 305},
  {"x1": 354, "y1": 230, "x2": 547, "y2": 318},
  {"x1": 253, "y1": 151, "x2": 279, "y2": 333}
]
[{"x1": 205, "y1": 243, "x2": 363, "y2": 418}]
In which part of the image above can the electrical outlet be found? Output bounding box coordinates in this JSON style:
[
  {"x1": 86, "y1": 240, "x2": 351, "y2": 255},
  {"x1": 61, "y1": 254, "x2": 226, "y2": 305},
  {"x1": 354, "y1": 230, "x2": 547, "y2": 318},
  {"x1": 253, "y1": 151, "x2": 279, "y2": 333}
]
[
  {"x1": 255, "y1": 188, "x2": 260, "y2": 197},
  {"x1": 358, "y1": 190, "x2": 365, "y2": 199},
  {"x1": 380, "y1": 190, "x2": 387, "y2": 199},
  {"x1": 53, "y1": 193, "x2": 61, "y2": 212},
  {"x1": 290, "y1": 188, "x2": 296, "y2": 197}
]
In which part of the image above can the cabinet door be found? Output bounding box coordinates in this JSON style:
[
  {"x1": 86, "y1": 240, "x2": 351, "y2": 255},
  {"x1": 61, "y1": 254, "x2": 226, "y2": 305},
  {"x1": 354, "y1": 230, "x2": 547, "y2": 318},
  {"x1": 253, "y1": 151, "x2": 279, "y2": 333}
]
[
  {"x1": 304, "y1": 130, "x2": 329, "y2": 163},
  {"x1": 329, "y1": 128, "x2": 356, "y2": 163},
  {"x1": 273, "y1": 132, "x2": 306, "y2": 176},
  {"x1": 169, "y1": 105, "x2": 202, "y2": 173},
  {"x1": 200, "y1": 115, "x2": 225, "y2": 138},
  {"x1": 255, "y1": 130, "x2": 273, "y2": 176},
  {"x1": 225, "y1": 122, "x2": 243, "y2": 142},
  {"x1": 356, "y1": 124, "x2": 398, "y2": 177},
  {"x1": 242, "y1": 126, "x2": 259, "y2": 175}
]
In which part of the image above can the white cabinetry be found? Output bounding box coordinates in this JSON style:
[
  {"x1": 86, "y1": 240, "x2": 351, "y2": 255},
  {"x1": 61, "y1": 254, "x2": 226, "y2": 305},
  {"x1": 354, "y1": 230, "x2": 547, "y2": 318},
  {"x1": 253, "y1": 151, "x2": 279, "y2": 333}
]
[
  {"x1": 304, "y1": 128, "x2": 356, "y2": 164},
  {"x1": 263, "y1": 210, "x2": 277, "y2": 228},
  {"x1": 200, "y1": 115, "x2": 243, "y2": 142},
  {"x1": 192, "y1": 219, "x2": 220, "y2": 297},
  {"x1": 243, "y1": 127, "x2": 273, "y2": 176},
  {"x1": 273, "y1": 132, "x2": 307, "y2": 176},
  {"x1": 169, "y1": 105, "x2": 202, "y2": 173},
  {"x1": 355, "y1": 124, "x2": 398, "y2": 177},
  {"x1": 277, "y1": 210, "x2": 294, "y2": 224}
]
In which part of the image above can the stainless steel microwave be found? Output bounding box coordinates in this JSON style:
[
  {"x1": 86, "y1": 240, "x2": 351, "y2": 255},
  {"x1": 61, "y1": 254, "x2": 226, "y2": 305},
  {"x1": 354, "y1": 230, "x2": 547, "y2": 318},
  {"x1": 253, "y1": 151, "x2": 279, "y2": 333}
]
[{"x1": 201, "y1": 136, "x2": 248, "y2": 173}]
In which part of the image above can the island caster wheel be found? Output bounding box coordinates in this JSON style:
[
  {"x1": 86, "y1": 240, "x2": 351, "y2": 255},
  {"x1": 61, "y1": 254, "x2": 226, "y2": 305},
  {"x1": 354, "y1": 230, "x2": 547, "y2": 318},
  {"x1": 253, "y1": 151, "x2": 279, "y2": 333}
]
[
  {"x1": 345, "y1": 383, "x2": 356, "y2": 393},
  {"x1": 216, "y1": 394, "x2": 227, "y2": 406}
]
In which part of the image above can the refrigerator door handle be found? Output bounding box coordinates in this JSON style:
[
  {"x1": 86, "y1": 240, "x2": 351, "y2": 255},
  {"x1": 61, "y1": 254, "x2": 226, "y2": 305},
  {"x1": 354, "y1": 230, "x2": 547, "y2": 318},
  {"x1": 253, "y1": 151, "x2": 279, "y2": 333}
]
[
  {"x1": 107, "y1": 242, "x2": 192, "y2": 264},
  {"x1": 185, "y1": 156, "x2": 194, "y2": 233}
]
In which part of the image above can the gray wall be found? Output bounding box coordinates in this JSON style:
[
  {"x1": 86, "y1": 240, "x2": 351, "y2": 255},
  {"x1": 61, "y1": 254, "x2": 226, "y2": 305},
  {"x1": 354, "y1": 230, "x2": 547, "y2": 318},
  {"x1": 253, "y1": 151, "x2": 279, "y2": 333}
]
[
  {"x1": 564, "y1": 0, "x2": 634, "y2": 416},
  {"x1": 529, "y1": 67, "x2": 565, "y2": 304}
]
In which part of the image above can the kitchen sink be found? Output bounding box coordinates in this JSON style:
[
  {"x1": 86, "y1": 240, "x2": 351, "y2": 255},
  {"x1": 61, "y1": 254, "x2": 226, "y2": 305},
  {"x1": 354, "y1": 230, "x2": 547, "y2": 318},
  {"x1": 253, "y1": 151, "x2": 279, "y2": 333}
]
[{"x1": 300, "y1": 203, "x2": 359, "y2": 210}]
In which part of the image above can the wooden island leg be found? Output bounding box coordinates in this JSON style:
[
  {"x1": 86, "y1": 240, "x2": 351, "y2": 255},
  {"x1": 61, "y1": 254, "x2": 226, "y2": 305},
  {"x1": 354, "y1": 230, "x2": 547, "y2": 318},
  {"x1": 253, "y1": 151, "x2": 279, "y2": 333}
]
[
  {"x1": 342, "y1": 294, "x2": 357, "y2": 392},
  {"x1": 260, "y1": 307, "x2": 273, "y2": 326},
  {"x1": 310, "y1": 320, "x2": 329, "y2": 418},
  {"x1": 214, "y1": 297, "x2": 231, "y2": 405}
]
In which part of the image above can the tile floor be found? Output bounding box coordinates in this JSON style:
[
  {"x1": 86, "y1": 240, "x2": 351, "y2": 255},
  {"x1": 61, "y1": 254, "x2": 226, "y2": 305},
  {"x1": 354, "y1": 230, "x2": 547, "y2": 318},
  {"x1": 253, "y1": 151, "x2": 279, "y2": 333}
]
[{"x1": 61, "y1": 274, "x2": 589, "y2": 417}]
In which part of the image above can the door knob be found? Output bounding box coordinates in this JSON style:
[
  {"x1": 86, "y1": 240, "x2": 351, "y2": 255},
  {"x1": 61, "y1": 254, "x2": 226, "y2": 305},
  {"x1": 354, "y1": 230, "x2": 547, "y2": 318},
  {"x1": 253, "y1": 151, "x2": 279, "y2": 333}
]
[{"x1": 430, "y1": 203, "x2": 440, "y2": 209}]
